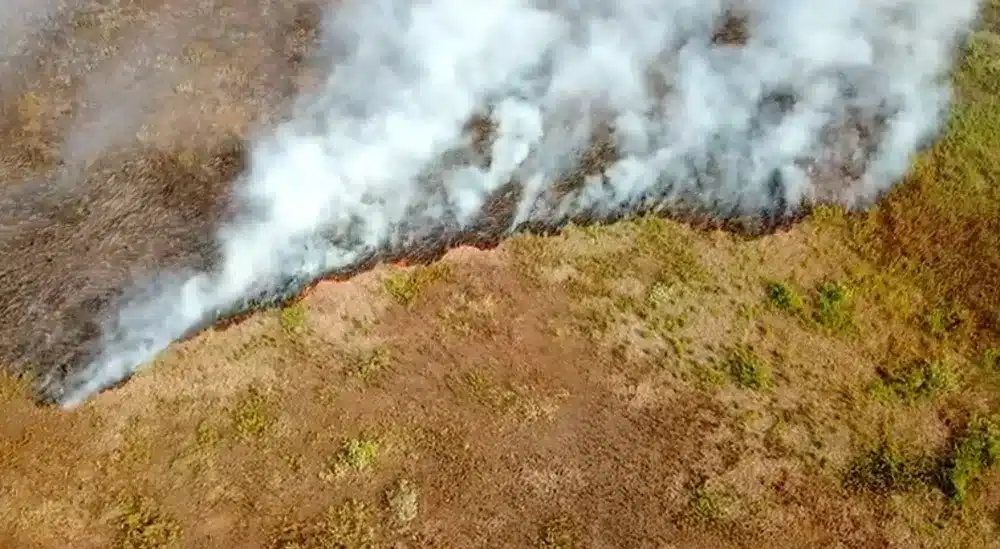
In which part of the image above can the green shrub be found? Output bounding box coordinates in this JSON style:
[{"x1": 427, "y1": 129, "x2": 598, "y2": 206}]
[
  {"x1": 941, "y1": 419, "x2": 1000, "y2": 504},
  {"x1": 765, "y1": 281, "x2": 804, "y2": 312}
]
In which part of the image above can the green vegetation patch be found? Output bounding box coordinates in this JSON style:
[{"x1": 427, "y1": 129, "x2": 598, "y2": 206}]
[
  {"x1": 688, "y1": 482, "x2": 740, "y2": 525},
  {"x1": 843, "y1": 418, "x2": 1000, "y2": 506},
  {"x1": 814, "y1": 281, "x2": 854, "y2": 333},
  {"x1": 724, "y1": 347, "x2": 773, "y2": 390},
  {"x1": 328, "y1": 436, "x2": 380, "y2": 477},
  {"x1": 280, "y1": 301, "x2": 308, "y2": 335},
  {"x1": 941, "y1": 418, "x2": 1000, "y2": 504},
  {"x1": 445, "y1": 370, "x2": 558, "y2": 423},
  {"x1": 869, "y1": 359, "x2": 957, "y2": 403},
  {"x1": 765, "y1": 281, "x2": 804, "y2": 313}
]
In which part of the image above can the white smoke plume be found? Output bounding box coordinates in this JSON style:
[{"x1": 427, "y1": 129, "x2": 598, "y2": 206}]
[
  {"x1": 0, "y1": 0, "x2": 65, "y2": 94},
  {"x1": 52, "y1": 0, "x2": 980, "y2": 407},
  {"x1": 0, "y1": 0, "x2": 62, "y2": 61}
]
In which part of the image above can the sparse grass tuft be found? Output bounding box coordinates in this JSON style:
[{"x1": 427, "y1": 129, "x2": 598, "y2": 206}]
[
  {"x1": 385, "y1": 479, "x2": 420, "y2": 527},
  {"x1": 229, "y1": 334, "x2": 279, "y2": 361},
  {"x1": 869, "y1": 359, "x2": 957, "y2": 403},
  {"x1": 0, "y1": 373, "x2": 31, "y2": 403},
  {"x1": 810, "y1": 204, "x2": 851, "y2": 230},
  {"x1": 765, "y1": 281, "x2": 804, "y2": 312},
  {"x1": 195, "y1": 420, "x2": 221, "y2": 450},
  {"x1": 940, "y1": 418, "x2": 1000, "y2": 505},
  {"x1": 447, "y1": 370, "x2": 559, "y2": 423},
  {"x1": 113, "y1": 416, "x2": 153, "y2": 465},
  {"x1": 815, "y1": 281, "x2": 854, "y2": 332},
  {"x1": 343, "y1": 345, "x2": 392, "y2": 383},
  {"x1": 382, "y1": 263, "x2": 452, "y2": 307},
  {"x1": 639, "y1": 281, "x2": 688, "y2": 335},
  {"x1": 693, "y1": 361, "x2": 728, "y2": 389},
  {"x1": 725, "y1": 347, "x2": 772, "y2": 390},
  {"x1": 507, "y1": 217, "x2": 708, "y2": 341},
  {"x1": 231, "y1": 386, "x2": 277, "y2": 440},
  {"x1": 692, "y1": 489, "x2": 724, "y2": 522},
  {"x1": 270, "y1": 499, "x2": 375, "y2": 549},
  {"x1": 563, "y1": 250, "x2": 631, "y2": 304},
  {"x1": 507, "y1": 233, "x2": 558, "y2": 283},
  {"x1": 328, "y1": 436, "x2": 379, "y2": 478},
  {"x1": 845, "y1": 438, "x2": 930, "y2": 495},
  {"x1": 280, "y1": 302, "x2": 308, "y2": 335},
  {"x1": 631, "y1": 216, "x2": 709, "y2": 285},
  {"x1": 439, "y1": 288, "x2": 499, "y2": 336},
  {"x1": 982, "y1": 347, "x2": 1000, "y2": 371},
  {"x1": 924, "y1": 304, "x2": 970, "y2": 339},
  {"x1": 689, "y1": 483, "x2": 737, "y2": 525},
  {"x1": 537, "y1": 516, "x2": 576, "y2": 549},
  {"x1": 114, "y1": 497, "x2": 181, "y2": 549}
]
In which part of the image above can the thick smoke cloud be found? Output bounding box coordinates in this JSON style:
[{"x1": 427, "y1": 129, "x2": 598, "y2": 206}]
[{"x1": 50, "y1": 0, "x2": 980, "y2": 407}]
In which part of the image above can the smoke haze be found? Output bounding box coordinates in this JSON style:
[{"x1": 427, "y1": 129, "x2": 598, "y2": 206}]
[{"x1": 28, "y1": 0, "x2": 979, "y2": 407}]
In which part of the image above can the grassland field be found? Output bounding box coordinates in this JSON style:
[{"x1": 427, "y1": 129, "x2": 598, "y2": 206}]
[{"x1": 2, "y1": 1, "x2": 1000, "y2": 548}]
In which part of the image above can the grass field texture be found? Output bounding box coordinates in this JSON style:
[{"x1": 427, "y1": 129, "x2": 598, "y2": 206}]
[{"x1": 2, "y1": 2, "x2": 1000, "y2": 548}]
